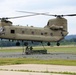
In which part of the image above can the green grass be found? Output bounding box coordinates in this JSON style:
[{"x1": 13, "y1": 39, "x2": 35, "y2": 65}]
[
  {"x1": 0, "y1": 46, "x2": 76, "y2": 53},
  {"x1": 47, "y1": 46, "x2": 76, "y2": 53},
  {"x1": 0, "y1": 46, "x2": 76, "y2": 66},
  {"x1": 34, "y1": 46, "x2": 76, "y2": 54},
  {"x1": 0, "y1": 58, "x2": 76, "y2": 66},
  {"x1": 0, "y1": 48, "x2": 22, "y2": 52}
]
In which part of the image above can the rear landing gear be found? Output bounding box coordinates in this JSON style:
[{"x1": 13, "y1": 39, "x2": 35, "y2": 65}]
[{"x1": 24, "y1": 42, "x2": 28, "y2": 46}]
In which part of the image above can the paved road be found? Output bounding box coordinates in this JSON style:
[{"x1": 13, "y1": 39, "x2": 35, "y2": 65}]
[
  {"x1": 0, "y1": 64, "x2": 76, "y2": 75},
  {"x1": 0, "y1": 47, "x2": 76, "y2": 75},
  {"x1": 0, "y1": 52, "x2": 76, "y2": 60},
  {"x1": 0, "y1": 52, "x2": 76, "y2": 75},
  {"x1": 0, "y1": 64, "x2": 76, "y2": 73}
]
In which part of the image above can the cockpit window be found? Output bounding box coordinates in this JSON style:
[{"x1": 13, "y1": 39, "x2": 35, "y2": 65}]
[{"x1": 0, "y1": 27, "x2": 4, "y2": 33}]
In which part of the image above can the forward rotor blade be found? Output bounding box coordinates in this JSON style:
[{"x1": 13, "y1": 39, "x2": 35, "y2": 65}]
[{"x1": 5, "y1": 14, "x2": 39, "y2": 19}]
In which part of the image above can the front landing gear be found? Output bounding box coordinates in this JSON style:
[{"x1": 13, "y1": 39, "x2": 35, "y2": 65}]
[{"x1": 57, "y1": 42, "x2": 60, "y2": 46}]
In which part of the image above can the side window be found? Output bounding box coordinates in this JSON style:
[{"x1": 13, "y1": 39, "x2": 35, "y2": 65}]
[
  {"x1": 22, "y1": 31, "x2": 24, "y2": 34},
  {"x1": 11, "y1": 30, "x2": 15, "y2": 34},
  {"x1": 44, "y1": 32, "x2": 47, "y2": 35},
  {"x1": 41, "y1": 32, "x2": 43, "y2": 35},
  {"x1": 32, "y1": 31, "x2": 34, "y2": 35}
]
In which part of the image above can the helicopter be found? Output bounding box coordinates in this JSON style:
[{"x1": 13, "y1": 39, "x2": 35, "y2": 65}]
[{"x1": 0, "y1": 11, "x2": 76, "y2": 47}]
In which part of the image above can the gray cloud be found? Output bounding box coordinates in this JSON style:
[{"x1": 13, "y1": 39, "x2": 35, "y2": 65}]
[{"x1": 0, "y1": 0, "x2": 76, "y2": 34}]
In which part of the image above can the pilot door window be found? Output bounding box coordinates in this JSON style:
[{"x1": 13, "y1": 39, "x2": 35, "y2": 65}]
[{"x1": 11, "y1": 30, "x2": 15, "y2": 34}]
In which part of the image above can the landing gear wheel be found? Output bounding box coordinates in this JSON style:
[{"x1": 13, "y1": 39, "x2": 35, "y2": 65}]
[
  {"x1": 57, "y1": 42, "x2": 60, "y2": 46},
  {"x1": 24, "y1": 42, "x2": 28, "y2": 46},
  {"x1": 16, "y1": 42, "x2": 20, "y2": 46},
  {"x1": 47, "y1": 42, "x2": 50, "y2": 46}
]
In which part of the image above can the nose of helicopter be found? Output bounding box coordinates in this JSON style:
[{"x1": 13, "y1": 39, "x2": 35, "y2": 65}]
[{"x1": 0, "y1": 27, "x2": 5, "y2": 35}]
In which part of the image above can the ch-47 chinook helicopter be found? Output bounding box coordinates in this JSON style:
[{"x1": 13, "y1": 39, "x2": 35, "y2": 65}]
[{"x1": 0, "y1": 11, "x2": 76, "y2": 47}]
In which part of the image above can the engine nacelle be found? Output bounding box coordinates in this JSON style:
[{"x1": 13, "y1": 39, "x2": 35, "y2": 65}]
[{"x1": 47, "y1": 17, "x2": 67, "y2": 31}]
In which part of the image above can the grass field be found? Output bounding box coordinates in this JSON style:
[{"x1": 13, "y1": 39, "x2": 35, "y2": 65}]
[
  {"x1": 0, "y1": 58, "x2": 76, "y2": 66},
  {"x1": 0, "y1": 46, "x2": 76, "y2": 66},
  {"x1": 0, "y1": 46, "x2": 76, "y2": 54}
]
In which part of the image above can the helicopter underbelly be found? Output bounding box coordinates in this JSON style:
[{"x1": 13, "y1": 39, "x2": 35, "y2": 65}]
[
  {"x1": 0, "y1": 26, "x2": 68, "y2": 42},
  {"x1": 12, "y1": 34, "x2": 63, "y2": 42},
  {"x1": 0, "y1": 33, "x2": 62, "y2": 42}
]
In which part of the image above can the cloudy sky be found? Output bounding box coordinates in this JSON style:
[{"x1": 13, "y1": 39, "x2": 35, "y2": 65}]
[{"x1": 0, "y1": 0, "x2": 76, "y2": 35}]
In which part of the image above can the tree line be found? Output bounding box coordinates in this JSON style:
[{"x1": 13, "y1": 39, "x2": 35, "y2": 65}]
[{"x1": 0, "y1": 38, "x2": 76, "y2": 47}]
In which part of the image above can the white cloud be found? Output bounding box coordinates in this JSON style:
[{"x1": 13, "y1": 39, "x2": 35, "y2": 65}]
[{"x1": 0, "y1": 0, "x2": 76, "y2": 34}]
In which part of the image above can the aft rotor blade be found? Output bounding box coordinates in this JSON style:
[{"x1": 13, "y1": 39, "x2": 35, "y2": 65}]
[
  {"x1": 17, "y1": 11, "x2": 40, "y2": 15},
  {"x1": 17, "y1": 11, "x2": 54, "y2": 16},
  {"x1": 63, "y1": 14, "x2": 76, "y2": 16}
]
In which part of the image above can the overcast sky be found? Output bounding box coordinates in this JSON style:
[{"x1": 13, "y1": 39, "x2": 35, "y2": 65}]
[{"x1": 0, "y1": 0, "x2": 76, "y2": 35}]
